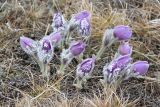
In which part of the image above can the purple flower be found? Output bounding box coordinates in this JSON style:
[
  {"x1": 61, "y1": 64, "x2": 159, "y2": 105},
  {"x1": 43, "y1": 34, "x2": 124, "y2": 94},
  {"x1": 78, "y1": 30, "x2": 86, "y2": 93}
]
[
  {"x1": 118, "y1": 42, "x2": 132, "y2": 55},
  {"x1": 103, "y1": 55, "x2": 132, "y2": 83},
  {"x1": 51, "y1": 12, "x2": 66, "y2": 31},
  {"x1": 49, "y1": 32, "x2": 62, "y2": 44},
  {"x1": 132, "y1": 61, "x2": 149, "y2": 75},
  {"x1": 113, "y1": 25, "x2": 132, "y2": 41},
  {"x1": 74, "y1": 10, "x2": 90, "y2": 21},
  {"x1": 42, "y1": 39, "x2": 52, "y2": 52},
  {"x1": 76, "y1": 57, "x2": 96, "y2": 78},
  {"x1": 79, "y1": 18, "x2": 91, "y2": 36},
  {"x1": 69, "y1": 41, "x2": 85, "y2": 56},
  {"x1": 37, "y1": 37, "x2": 54, "y2": 64},
  {"x1": 69, "y1": 10, "x2": 91, "y2": 36},
  {"x1": 20, "y1": 36, "x2": 36, "y2": 55}
]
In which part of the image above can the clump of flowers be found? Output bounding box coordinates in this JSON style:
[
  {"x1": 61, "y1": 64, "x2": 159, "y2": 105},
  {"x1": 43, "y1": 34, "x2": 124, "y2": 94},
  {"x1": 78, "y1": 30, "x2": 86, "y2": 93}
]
[
  {"x1": 96, "y1": 25, "x2": 132, "y2": 60},
  {"x1": 65, "y1": 10, "x2": 91, "y2": 43},
  {"x1": 20, "y1": 31, "x2": 63, "y2": 78},
  {"x1": 20, "y1": 10, "x2": 149, "y2": 89}
]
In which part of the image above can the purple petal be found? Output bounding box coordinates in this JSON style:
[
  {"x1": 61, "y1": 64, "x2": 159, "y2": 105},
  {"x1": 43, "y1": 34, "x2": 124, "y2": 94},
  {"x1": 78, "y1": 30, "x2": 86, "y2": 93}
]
[
  {"x1": 20, "y1": 36, "x2": 36, "y2": 54},
  {"x1": 70, "y1": 41, "x2": 85, "y2": 56},
  {"x1": 132, "y1": 61, "x2": 149, "y2": 75},
  {"x1": 118, "y1": 42, "x2": 132, "y2": 55},
  {"x1": 113, "y1": 25, "x2": 132, "y2": 40},
  {"x1": 74, "y1": 10, "x2": 90, "y2": 21},
  {"x1": 42, "y1": 40, "x2": 52, "y2": 52},
  {"x1": 38, "y1": 36, "x2": 54, "y2": 64},
  {"x1": 52, "y1": 12, "x2": 65, "y2": 30},
  {"x1": 80, "y1": 57, "x2": 96, "y2": 73},
  {"x1": 106, "y1": 55, "x2": 132, "y2": 73},
  {"x1": 49, "y1": 32, "x2": 62, "y2": 43},
  {"x1": 116, "y1": 55, "x2": 132, "y2": 68},
  {"x1": 79, "y1": 18, "x2": 90, "y2": 36}
]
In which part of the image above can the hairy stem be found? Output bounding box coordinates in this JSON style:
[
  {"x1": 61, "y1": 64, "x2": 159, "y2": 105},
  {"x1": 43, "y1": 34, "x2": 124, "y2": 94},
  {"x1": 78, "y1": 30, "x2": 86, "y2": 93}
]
[
  {"x1": 57, "y1": 63, "x2": 66, "y2": 76},
  {"x1": 96, "y1": 45, "x2": 106, "y2": 60},
  {"x1": 73, "y1": 77, "x2": 82, "y2": 89}
]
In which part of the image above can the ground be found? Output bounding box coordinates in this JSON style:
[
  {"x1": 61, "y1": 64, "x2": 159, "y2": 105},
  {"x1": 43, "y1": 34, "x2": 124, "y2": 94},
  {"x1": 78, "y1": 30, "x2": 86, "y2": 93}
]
[{"x1": 0, "y1": 0, "x2": 160, "y2": 107}]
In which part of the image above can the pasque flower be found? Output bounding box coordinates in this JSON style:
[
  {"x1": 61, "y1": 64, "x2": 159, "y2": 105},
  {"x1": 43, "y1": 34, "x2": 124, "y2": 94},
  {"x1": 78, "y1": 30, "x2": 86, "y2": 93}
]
[
  {"x1": 79, "y1": 18, "x2": 91, "y2": 36},
  {"x1": 113, "y1": 25, "x2": 132, "y2": 41},
  {"x1": 51, "y1": 12, "x2": 66, "y2": 31},
  {"x1": 65, "y1": 11, "x2": 91, "y2": 44},
  {"x1": 120, "y1": 60, "x2": 149, "y2": 80},
  {"x1": 96, "y1": 25, "x2": 132, "y2": 60},
  {"x1": 68, "y1": 10, "x2": 91, "y2": 35},
  {"x1": 76, "y1": 57, "x2": 96, "y2": 78},
  {"x1": 74, "y1": 56, "x2": 96, "y2": 88},
  {"x1": 103, "y1": 55, "x2": 132, "y2": 83},
  {"x1": 37, "y1": 36, "x2": 54, "y2": 64},
  {"x1": 20, "y1": 36, "x2": 54, "y2": 78},
  {"x1": 58, "y1": 40, "x2": 86, "y2": 75},
  {"x1": 20, "y1": 36, "x2": 37, "y2": 55},
  {"x1": 69, "y1": 40, "x2": 86, "y2": 56},
  {"x1": 74, "y1": 10, "x2": 90, "y2": 21},
  {"x1": 36, "y1": 36, "x2": 54, "y2": 78},
  {"x1": 118, "y1": 42, "x2": 132, "y2": 56},
  {"x1": 49, "y1": 31, "x2": 62, "y2": 45},
  {"x1": 132, "y1": 61, "x2": 149, "y2": 76}
]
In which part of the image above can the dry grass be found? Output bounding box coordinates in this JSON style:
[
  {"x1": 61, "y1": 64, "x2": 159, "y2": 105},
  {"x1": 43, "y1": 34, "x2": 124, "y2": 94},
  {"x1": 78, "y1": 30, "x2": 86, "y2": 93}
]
[{"x1": 0, "y1": 0, "x2": 160, "y2": 107}]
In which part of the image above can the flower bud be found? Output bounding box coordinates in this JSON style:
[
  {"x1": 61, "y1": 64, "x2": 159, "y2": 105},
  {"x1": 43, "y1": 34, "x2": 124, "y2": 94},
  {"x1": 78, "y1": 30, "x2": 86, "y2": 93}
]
[
  {"x1": 51, "y1": 12, "x2": 66, "y2": 31},
  {"x1": 20, "y1": 36, "x2": 36, "y2": 55},
  {"x1": 37, "y1": 37, "x2": 54, "y2": 64},
  {"x1": 69, "y1": 10, "x2": 91, "y2": 35},
  {"x1": 76, "y1": 56, "x2": 96, "y2": 78},
  {"x1": 118, "y1": 42, "x2": 132, "y2": 55},
  {"x1": 69, "y1": 41, "x2": 85, "y2": 56},
  {"x1": 79, "y1": 18, "x2": 91, "y2": 36},
  {"x1": 102, "y1": 29, "x2": 114, "y2": 46},
  {"x1": 49, "y1": 31, "x2": 62, "y2": 44},
  {"x1": 132, "y1": 61, "x2": 149, "y2": 75},
  {"x1": 113, "y1": 25, "x2": 132, "y2": 41},
  {"x1": 103, "y1": 55, "x2": 132, "y2": 83},
  {"x1": 102, "y1": 25, "x2": 132, "y2": 48}
]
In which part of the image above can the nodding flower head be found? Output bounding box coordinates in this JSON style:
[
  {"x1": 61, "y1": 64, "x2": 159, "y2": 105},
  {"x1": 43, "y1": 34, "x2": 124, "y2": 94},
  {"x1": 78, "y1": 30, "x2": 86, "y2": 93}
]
[
  {"x1": 69, "y1": 41, "x2": 85, "y2": 56},
  {"x1": 49, "y1": 31, "x2": 62, "y2": 44},
  {"x1": 37, "y1": 36, "x2": 54, "y2": 64},
  {"x1": 20, "y1": 36, "x2": 36, "y2": 55},
  {"x1": 79, "y1": 18, "x2": 91, "y2": 36},
  {"x1": 118, "y1": 42, "x2": 132, "y2": 56},
  {"x1": 132, "y1": 61, "x2": 149, "y2": 75},
  {"x1": 103, "y1": 55, "x2": 132, "y2": 83},
  {"x1": 113, "y1": 25, "x2": 132, "y2": 41},
  {"x1": 76, "y1": 56, "x2": 96, "y2": 78},
  {"x1": 52, "y1": 12, "x2": 66, "y2": 31}
]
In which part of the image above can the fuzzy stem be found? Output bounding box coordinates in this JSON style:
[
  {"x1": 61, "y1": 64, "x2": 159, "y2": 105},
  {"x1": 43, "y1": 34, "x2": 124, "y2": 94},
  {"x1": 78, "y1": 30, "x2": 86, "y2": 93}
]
[
  {"x1": 61, "y1": 38, "x2": 64, "y2": 49},
  {"x1": 57, "y1": 63, "x2": 66, "y2": 76},
  {"x1": 40, "y1": 62, "x2": 49, "y2": 79},
  {"x1": 78, "y1": 53, "x2": 83, "y2": 62},
  {"x1": 96, "y1": 45, "x2": 106, "y2": 60},
  {"x1": 66, "y1": 31, "x2": 71, "y2": 45},
  {"x1": 73, "y1": 77, "x2": 82, "y2": 89}
]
